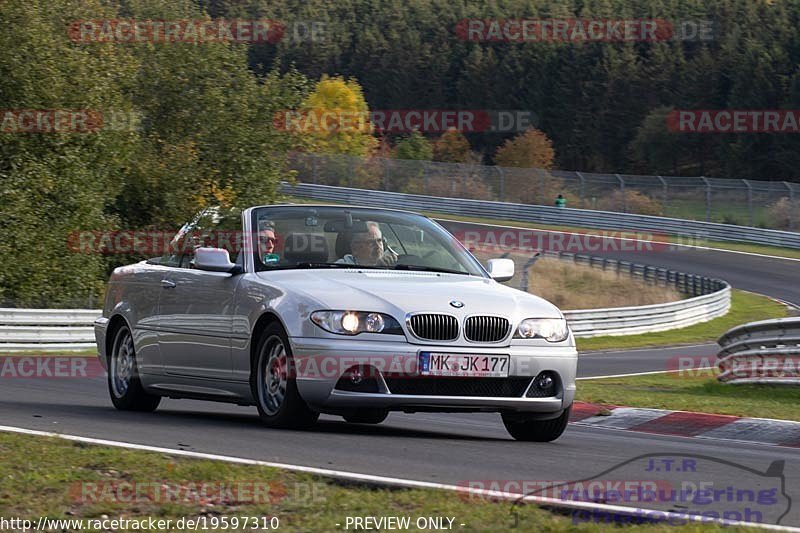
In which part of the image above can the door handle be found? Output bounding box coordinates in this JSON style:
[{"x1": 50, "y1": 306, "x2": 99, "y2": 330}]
[{"x1": 160, "y1": 279, "x2": 176, "y2": 289}]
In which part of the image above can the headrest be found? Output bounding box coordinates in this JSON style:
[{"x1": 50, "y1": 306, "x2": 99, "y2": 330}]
[
  {"x1": 335, "y1": 231, "x2": 353, "y2": 258},
  {"x1": 282, "y1": 233, "x2": 330, "y2": 263}
]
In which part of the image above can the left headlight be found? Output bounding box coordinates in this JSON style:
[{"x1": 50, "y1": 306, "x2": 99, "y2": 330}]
[
  {"x1": 310, "y1": 311, "x2": 404, "y2": 336},
  {"x1": 514, "y1": 318, "x2": 570, "y2": 342}
]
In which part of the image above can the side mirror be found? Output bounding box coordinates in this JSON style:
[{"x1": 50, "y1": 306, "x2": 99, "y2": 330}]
[
  {"x1": 487, "y1": 258, "x2": 514, "y2": 282},
  {"x1": 194, "y1": 247, "x2": 241, "y2": 274}
]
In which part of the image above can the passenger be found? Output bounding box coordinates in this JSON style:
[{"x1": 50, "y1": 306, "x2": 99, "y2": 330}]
[{"x1": 258, "y1": 221, "x2": 280, "y2": 264}]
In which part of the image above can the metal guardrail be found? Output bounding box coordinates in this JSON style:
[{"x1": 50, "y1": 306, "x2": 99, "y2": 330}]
[
  {"x1": 0, "y1": 256, "x2": 730, "y2": 349},
  {"x1": 535, "y1": 251, "x2": 729, "y2": 338},
  {"x1": 0, "y1": 309, "x2": 99, "y2": 351},
  {"x1": 289, "y1": 152, "x2": 800, "y2": 231},
  {"x1": 284, "y1": 182, "x2": 800, "y2": 249},
  {"x1": 717, "y1": 317, "x2": 800, "y2": 384}
]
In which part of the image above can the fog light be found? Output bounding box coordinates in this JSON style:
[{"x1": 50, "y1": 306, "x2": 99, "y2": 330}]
[
  {"x1": 527, "y1": 371, "x2": 559, "y2": 398},
  {"x1": 335, "y1": 365, "x2": 381, "y2": 393}
]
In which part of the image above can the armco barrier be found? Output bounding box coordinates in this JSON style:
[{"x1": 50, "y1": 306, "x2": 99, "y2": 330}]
[
  {"x1": 717, "y1": 317, "x2": 800, "y2": 384},
  {"x1": 471, "y1": 241, "x2": 731, "y2": 338},
  {"x1": 550, "y1": 252, "x2": 731, "y2": 337},
  {"x1": 284, "y1": 182, "x2": 800, "y2": 249},
  {"x1": 0, "y1": 308, "x2": 98, "y2": 351},
  {"x1": 0, "y1": 266, "x2": 730, "y2": 349}
]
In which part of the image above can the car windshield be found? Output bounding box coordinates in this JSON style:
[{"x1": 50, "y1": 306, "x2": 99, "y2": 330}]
[{"x1": 251, "y1": 206, "x2": 486, "y2": 277}]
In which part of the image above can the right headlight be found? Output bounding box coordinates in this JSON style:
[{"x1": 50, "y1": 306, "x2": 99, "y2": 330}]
[{"x1": 514, "y1": 318, "x2": 569, "y2": 342}]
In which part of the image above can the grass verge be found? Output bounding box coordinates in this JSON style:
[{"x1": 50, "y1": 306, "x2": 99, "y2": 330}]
[
  {"x1": 469, "y1": 251, "x2": 683, "y2": 310},
  {"x1": 576, "y1": 372, "x2": 800, "y2": 422},
  {"x1": 576, "y1": 290, "x2": 789, "y2": 352},
  {"x1": 0, "y1": 431, "x2": 754, "y2": 532}
]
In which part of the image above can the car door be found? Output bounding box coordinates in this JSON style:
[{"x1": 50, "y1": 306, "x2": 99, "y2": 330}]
[
  {"x1": 157, "y1": 208, "x2": 243, "y2": 380},
  {"x1": 111, "y1": 260, "x2": 172, "y2": 376}
]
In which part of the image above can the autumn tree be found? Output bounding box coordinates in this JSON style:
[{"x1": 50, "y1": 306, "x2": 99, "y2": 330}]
[
  {"x1": 494, "y1": 129, "x2": 556, "y2": 169},
  {"x1": 433, "y1": 128, "x2": 472, "y2": 163},
  {"x1": 298, "y1": 75, "x2": 377, "y2": 157},
  {"x1": 394, "y1": 131, "x2": 433, "y2": 161}
]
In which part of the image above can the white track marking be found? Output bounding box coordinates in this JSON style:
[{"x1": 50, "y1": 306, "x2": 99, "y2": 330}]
[
  {"x1": 577, "y1": 368, "x2": 714, "y2": 380},
  {"x1": 579, "y1": 343, "x2": 717, "y2": 355},
  {"x1": 0, "y1": 424, "x2": 795, "y2": 531}
]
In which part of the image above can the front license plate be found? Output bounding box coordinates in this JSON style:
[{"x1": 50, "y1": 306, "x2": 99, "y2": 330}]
[{"x1": 419, "y1": 353, "x2": 510, "y2": 378}]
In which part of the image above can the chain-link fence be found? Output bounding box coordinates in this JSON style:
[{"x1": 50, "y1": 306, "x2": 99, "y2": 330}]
[{"x1": 287, "y1": 153, "x2": 800, "y2": 231}]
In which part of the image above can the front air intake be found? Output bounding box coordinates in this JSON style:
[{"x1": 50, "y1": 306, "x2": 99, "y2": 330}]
[
  {"x1": 408, "y1": 314, "x2": 459, "y2": 341},
  {"x1": 464, "y1": 316, "x2": 511, "y2": 343}
]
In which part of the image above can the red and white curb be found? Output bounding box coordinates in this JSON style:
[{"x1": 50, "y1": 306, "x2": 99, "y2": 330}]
[{"x1": 571, "y1": 402, "x2": 800, "y2": 448}]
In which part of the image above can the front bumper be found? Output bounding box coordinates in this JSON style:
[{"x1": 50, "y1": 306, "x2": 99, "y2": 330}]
[{"x1": 290, "y1": 337, "x2": 577, "y2": 414}]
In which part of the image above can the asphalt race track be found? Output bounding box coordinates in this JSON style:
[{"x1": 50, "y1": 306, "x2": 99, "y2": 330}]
[
  {"x1": 438, "y1": 219, "x2": 800, "y2": 307},
  {"x1": 1, "y1": 376, "x2": 798, "y2": 526},
  {"x1": 2, "y1": 223, "x2": 799, "y2": 527}
]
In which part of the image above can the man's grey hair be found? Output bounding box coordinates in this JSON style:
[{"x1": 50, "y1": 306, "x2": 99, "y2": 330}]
[
  {"x1": 352, "y1": 221, "x2": 381, "y2": 240},
  {"x1": 258, "y1": 220, "x2": 276, "y2": 232}
]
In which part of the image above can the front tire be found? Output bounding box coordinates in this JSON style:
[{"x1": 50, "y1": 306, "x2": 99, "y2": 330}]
[
  {"x1": 251, "y1": 323, "x2": 319, "y2": 429},
  {"x1": 502, "y1": 407, "x2": 571, "y2": 442},
  {"x1": 108, "y1": 324, "x2": 161, "y2": 412}
]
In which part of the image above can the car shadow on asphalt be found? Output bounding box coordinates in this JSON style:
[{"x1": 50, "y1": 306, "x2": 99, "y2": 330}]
[{"x1": 0, "y1": 399, "x2": 510, "y2": 441}]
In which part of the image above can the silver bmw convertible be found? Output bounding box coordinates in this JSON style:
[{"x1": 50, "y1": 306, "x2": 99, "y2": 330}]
[{"x1": 94, "y1": 205, "x2": 577, "y2": 441}]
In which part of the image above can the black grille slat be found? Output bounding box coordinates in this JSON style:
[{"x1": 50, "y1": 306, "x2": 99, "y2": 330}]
[
  {"x1": 384, "y1": 377, "x2": 531, "y2": 397},
  {"x1": 465, "y1": 316, "x2": 510, "y2": 343},
  {"x1": 409, "y1": 314, "x2": 458, "y2": 341}
]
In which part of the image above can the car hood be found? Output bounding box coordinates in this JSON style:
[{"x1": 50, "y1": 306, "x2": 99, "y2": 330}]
[{"x1": 256, "y1": 269, "x2": 563, "y2": 320}]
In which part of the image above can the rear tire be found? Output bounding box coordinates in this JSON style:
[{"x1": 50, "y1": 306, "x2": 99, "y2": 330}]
[
  {"x1": 502, "y1": 407, "x2": 571, "y2": 442},
  {"x1": 108, "y1": 324, "x2": 161, "y2": 412},
  {"x1": 343, "y1": 409, "x2": 389, "y2": 424},
  {"x1": 251, "y1": 322, "x2": 319, "y2": 429}
]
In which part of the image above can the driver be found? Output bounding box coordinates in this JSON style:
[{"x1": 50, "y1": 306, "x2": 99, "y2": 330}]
[{"x1": 337, "y1": 221, "x2": 397, "y2": 266}]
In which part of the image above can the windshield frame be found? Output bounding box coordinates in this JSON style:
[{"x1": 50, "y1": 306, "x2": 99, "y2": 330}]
[{"x1": 248, "y1": 205, "x2": 489, "y2": 278}]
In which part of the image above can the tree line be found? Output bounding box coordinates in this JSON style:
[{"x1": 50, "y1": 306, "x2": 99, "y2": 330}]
[
  {"x1": 3, "y1": 0, "x2": 799, "y2": 306},
  {"x1": 206, "y1": 0, "x2": 800, "y2": 180}
]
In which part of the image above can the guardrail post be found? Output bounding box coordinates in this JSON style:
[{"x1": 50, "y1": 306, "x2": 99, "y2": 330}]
[
  {"x1": 496, "y1": 166, "x2": 505, "y2": 202},
  {"x1": 520, "y1": 252, "x2": 541, "y2": 292},
  {"x1": 743, "y1": 179, "x2": 754, "y2": 226},
  {"x1": 576, "y1": 171, "x2": 586, "y2": 206},
  {"x1": 616, "y1": 174, "x2": 626, "y2": 212},
  {"x1": 656, "y1": 175, "x2": 669, "y2": 216},
  {"x1": 701, "y1": 176, "x2": 711, "y2": 222}
]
